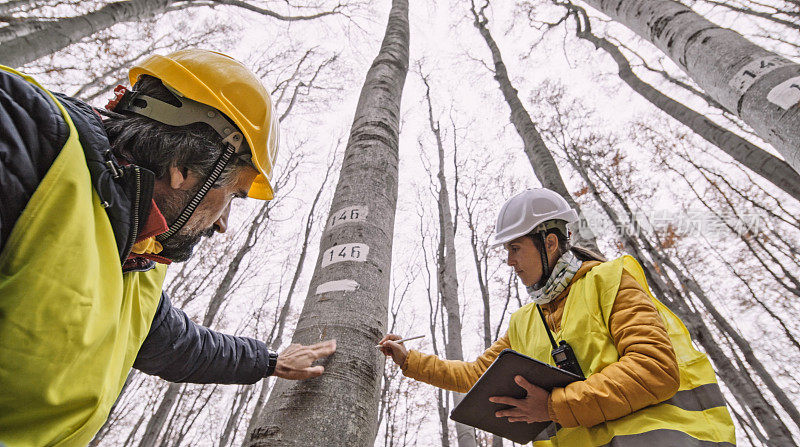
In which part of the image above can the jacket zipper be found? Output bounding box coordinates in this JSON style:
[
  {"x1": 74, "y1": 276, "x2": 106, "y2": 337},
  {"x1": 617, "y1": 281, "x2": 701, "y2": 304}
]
[{"x1": 121, "y1": 167, "x2": 142, "y2": 261}]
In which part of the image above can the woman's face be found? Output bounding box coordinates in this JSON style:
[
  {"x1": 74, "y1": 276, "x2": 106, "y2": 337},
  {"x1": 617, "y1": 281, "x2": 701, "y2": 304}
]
[{"x1": 503, "y1": 236, "x2": 544, "y2": 287}]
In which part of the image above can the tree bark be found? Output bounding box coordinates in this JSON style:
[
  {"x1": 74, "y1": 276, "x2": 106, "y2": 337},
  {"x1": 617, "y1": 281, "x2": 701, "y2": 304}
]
[
  {"x1": 580, "y1": 0, "x2": 800, "y2": 174},
  {"x1": 0, "y1": 18, "x2": 50, "y2": 43},
  {"x1": 470, "y1": 1, "x2": 599, "y2": 250},
  {"x1": 245, "y1": 1, "x2": 409, "y2": 445},
  {"x1": 573, "y1": 23, "x2": 800, "y2": 201}
]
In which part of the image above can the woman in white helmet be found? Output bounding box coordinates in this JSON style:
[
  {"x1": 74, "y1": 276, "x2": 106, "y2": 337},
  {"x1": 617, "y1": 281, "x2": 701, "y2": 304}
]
[{"x1": 379, "y1": 188, "x2": 735, "y2": 446}]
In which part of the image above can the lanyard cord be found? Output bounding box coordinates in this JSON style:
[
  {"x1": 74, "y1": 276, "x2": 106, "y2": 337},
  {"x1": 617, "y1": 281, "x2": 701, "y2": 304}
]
[{"x1": 536, "y1": 304, "x2": 559, "y2": 350}]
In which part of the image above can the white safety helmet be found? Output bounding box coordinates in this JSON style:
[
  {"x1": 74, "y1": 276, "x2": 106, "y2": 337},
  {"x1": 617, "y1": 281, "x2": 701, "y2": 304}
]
[{"x1": 490, "y1": 188, "x2": 579, "y2": 248}]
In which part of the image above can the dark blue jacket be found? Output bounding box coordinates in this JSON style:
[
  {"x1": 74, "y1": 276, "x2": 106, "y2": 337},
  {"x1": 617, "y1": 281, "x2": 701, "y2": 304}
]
[{"x1": 0, "y1": 68, "x2": 270, "y2": 384}]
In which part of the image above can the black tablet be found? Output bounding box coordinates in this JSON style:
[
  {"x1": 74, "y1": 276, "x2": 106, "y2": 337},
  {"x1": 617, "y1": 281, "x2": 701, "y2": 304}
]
[{"x1": 449, "y1": 349, "x2": 583, "y2": 444}]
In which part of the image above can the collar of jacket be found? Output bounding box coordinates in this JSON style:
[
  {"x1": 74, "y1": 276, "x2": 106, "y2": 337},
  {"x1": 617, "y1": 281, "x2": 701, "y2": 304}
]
[
  {"x1": 540, "y1": 260, "x2": 603, "y2": 330},
  {"x1": 53, "y1": 93, "x2": 163, "y2": 271},
  {"x1": 123, "y1": 199, "x2": 172, "y2": 271}
]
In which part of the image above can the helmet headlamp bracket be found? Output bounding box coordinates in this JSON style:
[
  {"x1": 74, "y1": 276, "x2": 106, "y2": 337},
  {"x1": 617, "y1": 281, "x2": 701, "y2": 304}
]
[{"x1": 115, "y1": 88, "x2": 247, "y2": 157}]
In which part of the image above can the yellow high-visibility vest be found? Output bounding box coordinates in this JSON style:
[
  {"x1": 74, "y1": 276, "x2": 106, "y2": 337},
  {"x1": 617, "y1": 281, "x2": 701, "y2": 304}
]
[
  {"x1": 0, "y1": 66, "x2": 167, "y2": 446},
  {"x1": 508, "y1": 256, "x2": 736, "y2": 446}
]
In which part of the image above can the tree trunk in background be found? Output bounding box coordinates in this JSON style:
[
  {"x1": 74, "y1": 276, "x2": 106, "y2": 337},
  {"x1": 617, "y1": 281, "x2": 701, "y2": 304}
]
[
  {"x1": 137, "y1": 382, "x2": 184, "y2": 446},
  {"x1": 219, "y1": 385, "x2": 250, "y2": 447},
  {"x1": 422, "y1": 75, "x2": 477, "y2": 447},
  {"x1": 246, "y1": 1, "x2": 409, "y2": 444},
  {"x1": 470, "y1": 2, "x2": 598, "y2": 250},
  {"x1": 0, "y1": 0, "x2": 173, "y2": 68},
  {"x1": 573, "y1": 22, "x2": 800, "y2": 201},
  {"x1": 580, "y1": 0, "x2": 800, "y2": 174}
]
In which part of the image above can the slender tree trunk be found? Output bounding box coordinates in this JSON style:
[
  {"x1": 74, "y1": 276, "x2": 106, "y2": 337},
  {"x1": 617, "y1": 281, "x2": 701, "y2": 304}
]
[
  {"x1": 573, "y1": 22, "x2": 800, "y2": 201},
  {"x1": 421, "y1": 75, "x2": 477, "y2": 447},
  {"x1": 219, "y1": 385, "x2": 251, "y2": 447},
  {"x1": 0, "y1": 0, "x2": 174, "y2": 68},
  {"x1": 580, "y1": 0, "x2": 800, "y2": 174},
  {"x1": 436, "y1": 388, "x2": 452, "y2": 447},
  {"x1": 470, "y1": 2, "x2": 598, "y2": 249},
  {"x1": 137, "y1": 382, "x2": 184, "y2": 446},
  {"x1": 245, "y1": 1, "x2": 409, "y2": 445}
]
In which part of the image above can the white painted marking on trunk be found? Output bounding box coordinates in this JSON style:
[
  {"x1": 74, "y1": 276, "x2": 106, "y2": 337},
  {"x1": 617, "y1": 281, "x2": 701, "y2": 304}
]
[
  {"x1": 321, "y1": 243, "x2": 369, "y2": 268},
  {"x1": 328, "y1": 206, "x2": 368, "y2": 229},
  {"x1": 729, "y1": 56, "x2": 793, "y2": 94},
  {"x1": 315, "y1": 279, "x2": 360, "y2": 295},
  {"x1": 767, "y1": 76, "x2": 800, "y2": 110}
]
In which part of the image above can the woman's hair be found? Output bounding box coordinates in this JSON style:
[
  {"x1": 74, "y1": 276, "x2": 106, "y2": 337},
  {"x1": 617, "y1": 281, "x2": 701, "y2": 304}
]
[
  {"x1": 528, "y1": 227, "x2": 607, "y2": 263},
  {"x1": 101, "y1": 75, "x2": 251, "y2": 187}
]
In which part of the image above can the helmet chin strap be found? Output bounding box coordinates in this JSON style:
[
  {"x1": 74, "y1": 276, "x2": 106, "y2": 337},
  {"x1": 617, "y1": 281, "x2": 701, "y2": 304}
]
[
  {"x1": 113, "y1": 87, "x2": 248, "y2": 244},
  {"x1": 156, "y1": 132, "x2": 242, "y2": 243}
]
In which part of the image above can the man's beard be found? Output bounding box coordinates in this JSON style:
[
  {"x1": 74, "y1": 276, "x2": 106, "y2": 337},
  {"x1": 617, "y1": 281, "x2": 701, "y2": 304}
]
[{"x1": 155, "y1": 189, "x2": 215, "y2": 262}]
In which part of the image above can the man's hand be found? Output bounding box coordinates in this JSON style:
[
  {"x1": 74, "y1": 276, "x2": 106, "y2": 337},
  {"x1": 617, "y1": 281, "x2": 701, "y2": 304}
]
[
  {"x1": 274, "y1": 339, "x2": 336, "y2": 380},
  {"x1": 489, "y1": 375, "x2": 551, "y2": 423},
  {"x1": 377, "y1": 334, "x2": 408, "y2": 367}
]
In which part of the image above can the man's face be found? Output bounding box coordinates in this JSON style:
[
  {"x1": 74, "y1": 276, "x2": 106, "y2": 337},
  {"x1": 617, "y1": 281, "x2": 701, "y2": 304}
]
[
  {"x1": 155, "y1": 165, "x2": 258, "y2": 262},
  {"x1": 503, "y1": 236, "x2": 543, "y2": 287}
]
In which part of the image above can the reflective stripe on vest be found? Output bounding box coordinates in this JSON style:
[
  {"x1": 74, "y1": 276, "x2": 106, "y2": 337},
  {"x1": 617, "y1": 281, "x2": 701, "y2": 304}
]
[
  {"x1": 507, "y1": 256, "x2": 735, "y2": 446},
  {"x1": 663, "y1": 383, "x2": 727, "y2": 413},
  {"x1": 0, "y1": 66, "x2": 167, "y2": 447},
  {"x1": 597, "y1": 429, "x2": 735, "y2": 447}
]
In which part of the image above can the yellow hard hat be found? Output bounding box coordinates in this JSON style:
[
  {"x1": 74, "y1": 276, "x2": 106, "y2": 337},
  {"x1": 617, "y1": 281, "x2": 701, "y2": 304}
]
[{"x1": 129, "y1": 49, "x2": 279, "y2": 200}]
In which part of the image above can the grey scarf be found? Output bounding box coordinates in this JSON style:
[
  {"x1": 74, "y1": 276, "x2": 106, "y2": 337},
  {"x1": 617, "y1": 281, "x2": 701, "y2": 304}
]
[{"x1": 527, "y1": 250, "x2": 582, "y2": 305}]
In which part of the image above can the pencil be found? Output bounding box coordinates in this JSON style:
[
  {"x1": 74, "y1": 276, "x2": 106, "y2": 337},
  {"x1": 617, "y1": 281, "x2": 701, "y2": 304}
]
[{"x1": 375, "y1": 334, "x2": 425, "y2": 348}]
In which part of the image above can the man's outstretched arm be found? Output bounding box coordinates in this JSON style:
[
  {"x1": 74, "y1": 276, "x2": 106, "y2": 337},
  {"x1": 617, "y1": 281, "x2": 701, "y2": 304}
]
[{"x1": 133, "y1": 292, "x2": 335, "y2": 383}]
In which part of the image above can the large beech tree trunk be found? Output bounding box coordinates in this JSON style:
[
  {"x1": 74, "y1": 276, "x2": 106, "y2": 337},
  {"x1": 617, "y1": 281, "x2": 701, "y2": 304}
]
[
  {"x1": 0, "y1": 0, "x2": 174, "y2": 68},
  {"x1": 470, "y1": 2, "x2": 598, "y2": 250},
  {"x1": 580, "y1": 0, "x2": 800, "y2": 174},
  {"x1": 246, "y1": 1, "x2": 409, "y2": 445},
  {"x1": 0, "y1": 0, "x2": 341, "y2": 68},
  {"x1": 570, "y1": 17, "x2": 800, "y2": 201}
]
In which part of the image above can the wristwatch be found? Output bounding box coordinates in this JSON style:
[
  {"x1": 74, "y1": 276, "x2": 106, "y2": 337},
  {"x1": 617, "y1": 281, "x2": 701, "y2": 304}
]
[{"x1": 265, "y1": 350, "x2": 278, "y2": 377}]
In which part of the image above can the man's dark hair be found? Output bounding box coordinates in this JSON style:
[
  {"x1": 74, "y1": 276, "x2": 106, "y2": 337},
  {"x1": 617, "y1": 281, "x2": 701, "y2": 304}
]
[{"x1": 102, "y1": 75, "x2": 251, "y2": 186}]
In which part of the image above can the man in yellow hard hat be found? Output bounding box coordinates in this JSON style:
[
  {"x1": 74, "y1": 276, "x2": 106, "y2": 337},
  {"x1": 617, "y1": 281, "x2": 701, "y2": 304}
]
[{"x1": 0, "y1": 49, "x2": 335, "y2": 446}]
